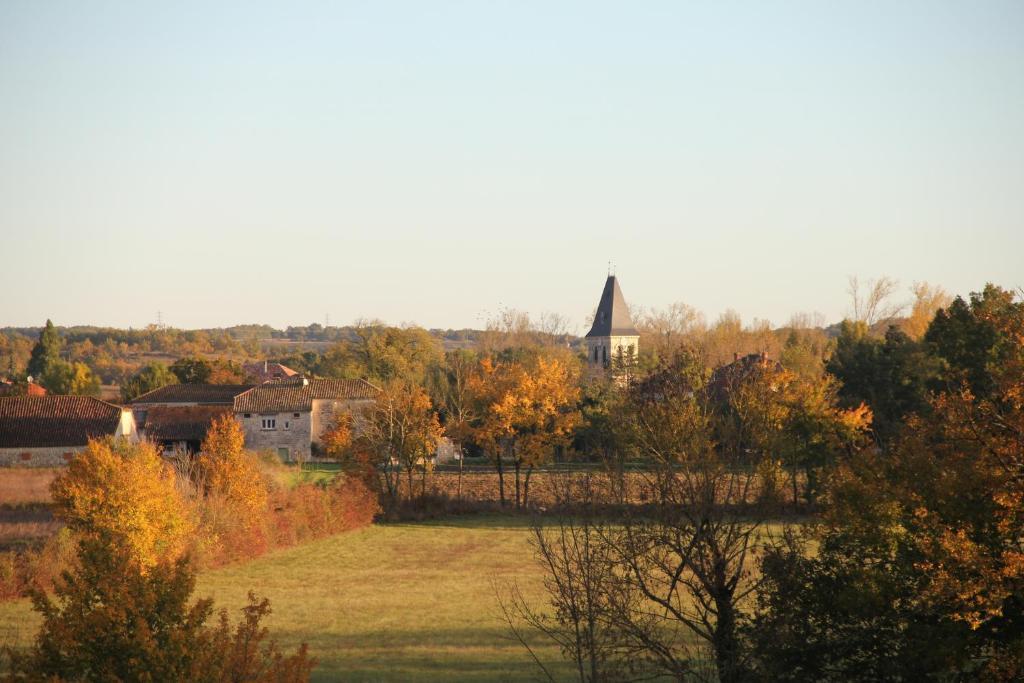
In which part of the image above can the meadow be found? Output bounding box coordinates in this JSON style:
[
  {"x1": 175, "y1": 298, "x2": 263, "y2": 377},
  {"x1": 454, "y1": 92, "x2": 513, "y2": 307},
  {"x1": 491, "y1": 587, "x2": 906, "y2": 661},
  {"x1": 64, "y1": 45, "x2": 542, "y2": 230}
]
[{"x1": 0, "y1": 516, "x2": 578, "y2": 682}]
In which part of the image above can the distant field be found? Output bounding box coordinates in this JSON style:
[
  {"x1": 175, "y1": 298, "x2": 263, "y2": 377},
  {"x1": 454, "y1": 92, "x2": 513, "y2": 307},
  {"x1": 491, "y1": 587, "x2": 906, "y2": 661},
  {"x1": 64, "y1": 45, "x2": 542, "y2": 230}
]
[{"x1": 0, "y1": 516, "x2": 578, "y2": 682}]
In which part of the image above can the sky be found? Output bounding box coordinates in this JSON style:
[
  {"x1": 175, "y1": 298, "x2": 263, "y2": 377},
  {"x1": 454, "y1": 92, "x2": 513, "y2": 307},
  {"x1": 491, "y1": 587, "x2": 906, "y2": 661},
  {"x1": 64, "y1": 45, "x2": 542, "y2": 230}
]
[{"x1": 1, "y1": 1, "x2": 1022, "y2": 334}]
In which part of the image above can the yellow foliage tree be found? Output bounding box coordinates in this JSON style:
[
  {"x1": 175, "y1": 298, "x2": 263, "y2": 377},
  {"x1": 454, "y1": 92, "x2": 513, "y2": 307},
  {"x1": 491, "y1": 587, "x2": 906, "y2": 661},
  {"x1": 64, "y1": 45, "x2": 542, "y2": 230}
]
[
  {"x1": 469, "y1": 355, "x2": 581, "y2": 508},
  {"x1": 50, "y1": 438, "x2": 195, "y2": 569},
  {"x1": 360, "y1": 381, "x2": 443, "y2": 501}
]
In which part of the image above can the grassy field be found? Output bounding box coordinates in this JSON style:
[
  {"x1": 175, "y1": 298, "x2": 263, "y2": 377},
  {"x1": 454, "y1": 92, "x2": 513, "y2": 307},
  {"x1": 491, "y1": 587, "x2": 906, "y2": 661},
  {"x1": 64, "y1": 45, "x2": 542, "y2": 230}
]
[{"x1": 0, "y1": 516, "x2": 577, "y2": 682}]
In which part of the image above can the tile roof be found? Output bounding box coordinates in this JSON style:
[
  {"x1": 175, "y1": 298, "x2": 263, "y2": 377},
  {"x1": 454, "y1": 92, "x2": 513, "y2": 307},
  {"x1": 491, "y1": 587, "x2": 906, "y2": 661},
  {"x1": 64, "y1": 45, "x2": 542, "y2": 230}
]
[
  {"x1": 0, "y1": 396, "x2": 124, "y2": 448},
  {"x1": 130, "y1": 384, "x2": 253, "y2": 405},
  {"x1": 585, "y1": 276, "x2": 639, "y2": 337},
  {"x1": 233, "y1": 378, "x2": 379, "y2": 413},
  {"x1": 0, "y1": 381, "x2": 48, "y2": 397},
  {"x1": 243, "y1": 361, "x2": 299, "y2": 383},
  {"x1": 139, "y1": 405, "x2": 231, "y2": 442}
]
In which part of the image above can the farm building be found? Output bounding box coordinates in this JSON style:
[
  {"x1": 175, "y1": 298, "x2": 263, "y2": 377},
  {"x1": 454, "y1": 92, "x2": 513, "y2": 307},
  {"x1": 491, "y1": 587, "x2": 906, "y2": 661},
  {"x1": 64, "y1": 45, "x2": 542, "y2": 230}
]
[
  {"x1": 130, "y1": 383, "x2": 252, "y2": 453},
  {"x1": 233, "y1": 377, "x2": 378, "y2": 462},
  {"x1": 0, "y1": 396, "x2": 137, "y2": 466}
]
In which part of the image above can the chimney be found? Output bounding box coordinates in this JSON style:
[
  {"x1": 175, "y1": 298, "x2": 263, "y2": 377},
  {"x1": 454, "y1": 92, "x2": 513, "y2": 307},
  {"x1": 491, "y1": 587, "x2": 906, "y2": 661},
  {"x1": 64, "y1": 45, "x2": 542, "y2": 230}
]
[{"x1": 301, "y1": 376, "x2": 309, "y2": 387}]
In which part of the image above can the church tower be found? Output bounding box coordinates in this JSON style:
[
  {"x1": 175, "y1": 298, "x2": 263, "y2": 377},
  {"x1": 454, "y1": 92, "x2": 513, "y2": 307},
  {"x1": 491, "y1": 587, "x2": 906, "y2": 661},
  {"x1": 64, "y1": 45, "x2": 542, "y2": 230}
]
[{"x1": 585, "y1": 275, "x2": 639, "y2": 372}]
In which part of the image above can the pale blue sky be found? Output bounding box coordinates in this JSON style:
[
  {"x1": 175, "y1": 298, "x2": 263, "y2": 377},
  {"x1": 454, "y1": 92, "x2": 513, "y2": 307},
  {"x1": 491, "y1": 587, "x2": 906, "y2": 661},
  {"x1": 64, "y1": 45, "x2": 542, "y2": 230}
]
[{"x1": 1, "y1": 1, "x2": 1022, "y2": 332}]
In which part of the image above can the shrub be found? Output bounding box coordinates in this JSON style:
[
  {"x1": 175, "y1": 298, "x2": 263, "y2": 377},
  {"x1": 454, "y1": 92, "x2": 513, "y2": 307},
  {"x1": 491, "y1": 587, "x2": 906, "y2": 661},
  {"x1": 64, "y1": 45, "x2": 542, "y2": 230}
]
[{"x1": 5, "y1": 538, "x2": 313, "y2": 682}]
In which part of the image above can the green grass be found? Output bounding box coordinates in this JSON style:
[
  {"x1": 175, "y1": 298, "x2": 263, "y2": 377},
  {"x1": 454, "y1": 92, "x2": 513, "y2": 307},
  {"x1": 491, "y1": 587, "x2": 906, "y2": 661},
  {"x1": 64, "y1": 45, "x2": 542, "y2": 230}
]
[{"x1": 0, "y1": 516, "x2": 575, "y2": 682}]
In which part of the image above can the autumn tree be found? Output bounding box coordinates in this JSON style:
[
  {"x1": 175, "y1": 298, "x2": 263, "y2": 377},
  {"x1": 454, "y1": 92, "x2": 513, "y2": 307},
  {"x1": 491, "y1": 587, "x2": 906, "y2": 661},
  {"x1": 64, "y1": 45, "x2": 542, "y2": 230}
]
[
  {"x1": 121, "y1": 361, "x2": 179, "y2": 401},
  {"x1": 171, "y1": 356, "x2": 247, "y2": 385},
  {"x1": 50, "y1": 438, "x2": 195, "y2": 569},
  {"x1": 901, "y1": 281, "x2": 951, "y2": 340},
  {"x1": 359, "y1": 381, "x2": 443, "y2": 502},
  {"x1": 468, "y1": 354, "x2": 581, "y2": 508},
  {"x1": 7, "y1": 539, "x2": 313, "y2": 681},
  {"x1": 749, "y1": 284, "x2": 1024, "y2": 679},
  {"x1": 41, "y1": 360, "x2": 101, "y2": 396},
  {"x1": 429, "y1": 349, "x2": 479, "y2": 498},
  {"x1": 318, "y1": 322, "x2": 443, "y2": 385},
  {"x1": 196, "y1": 415, "x2": 268, "y2": 534}
]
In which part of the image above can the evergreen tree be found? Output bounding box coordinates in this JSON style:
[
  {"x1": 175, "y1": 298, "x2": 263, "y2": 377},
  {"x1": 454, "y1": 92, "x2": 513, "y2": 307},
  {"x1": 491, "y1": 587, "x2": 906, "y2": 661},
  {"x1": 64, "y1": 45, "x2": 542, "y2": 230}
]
[{"x1": 26, "y1": 319, "x2": 62, "y2": 379}]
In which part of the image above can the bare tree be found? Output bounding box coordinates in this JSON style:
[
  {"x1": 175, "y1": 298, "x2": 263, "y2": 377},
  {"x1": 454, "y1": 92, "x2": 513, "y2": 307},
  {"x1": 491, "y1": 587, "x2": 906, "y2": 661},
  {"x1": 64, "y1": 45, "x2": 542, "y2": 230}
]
[
  {"x1": 635, "y1": 302, "x2": 706, "y2": 363},
  {"x1": 847, "y1": 275, "x2": 905, "y2": 327},
  {"x1": 502, "y1": 355, "x2": 791, "y2": 682}
]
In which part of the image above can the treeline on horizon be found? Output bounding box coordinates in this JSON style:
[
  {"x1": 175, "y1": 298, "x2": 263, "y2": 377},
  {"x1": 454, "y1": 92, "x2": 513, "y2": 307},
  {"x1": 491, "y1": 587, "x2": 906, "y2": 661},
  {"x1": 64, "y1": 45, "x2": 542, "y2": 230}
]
[{"x1": 0, "y1": 277, "x2": 949, "y2": 390}]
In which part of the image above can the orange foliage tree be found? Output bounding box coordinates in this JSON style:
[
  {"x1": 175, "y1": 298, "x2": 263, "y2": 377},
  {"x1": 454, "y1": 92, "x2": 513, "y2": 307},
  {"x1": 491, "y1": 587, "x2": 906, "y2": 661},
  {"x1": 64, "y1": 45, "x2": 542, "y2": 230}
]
[{"x1": 50, "y1": 438, "x2": 195, "y2": 569}]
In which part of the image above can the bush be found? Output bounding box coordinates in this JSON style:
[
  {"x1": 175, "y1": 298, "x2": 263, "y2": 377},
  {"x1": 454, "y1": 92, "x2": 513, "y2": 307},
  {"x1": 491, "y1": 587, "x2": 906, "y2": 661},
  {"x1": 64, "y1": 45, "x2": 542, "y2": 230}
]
[{"x1": 4, "y1": 538, "x2": 313, "y2": 682}]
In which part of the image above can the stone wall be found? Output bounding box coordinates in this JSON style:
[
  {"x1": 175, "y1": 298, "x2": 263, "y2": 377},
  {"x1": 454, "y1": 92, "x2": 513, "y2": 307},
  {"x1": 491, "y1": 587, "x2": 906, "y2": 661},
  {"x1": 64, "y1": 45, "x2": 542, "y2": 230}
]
[
  {"x1": 238, "y1": 410, "x2": 313, "y2": 461},
  {"x1": 0, "y1": 446, "x2": 80, "y2": 467}
]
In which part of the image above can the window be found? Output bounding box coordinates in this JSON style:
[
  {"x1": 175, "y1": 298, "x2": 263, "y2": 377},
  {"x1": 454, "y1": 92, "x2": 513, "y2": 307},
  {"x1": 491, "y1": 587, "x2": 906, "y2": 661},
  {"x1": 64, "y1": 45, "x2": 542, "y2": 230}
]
[
  {"x1": 602, "y1": 346, "x2": 608, "y2": 363},
  {"x1": 243, "y1": 413, "x2": 251, "y2": 418},
  {"x1": 593, "y1": 347, "x2": 599, "y2": 362},
  {"x1": 293, "y1": 413, "x2": 300, "y2": 418},
  {"x1": 277, "y1": 447, "x2": 289, "y2": 460},
  {"x1": 261, "y1": 417, "x2": 276, "y2": 430},
  {"x1": 284, "y1": 421, "x2": 290, "y2": 430}
]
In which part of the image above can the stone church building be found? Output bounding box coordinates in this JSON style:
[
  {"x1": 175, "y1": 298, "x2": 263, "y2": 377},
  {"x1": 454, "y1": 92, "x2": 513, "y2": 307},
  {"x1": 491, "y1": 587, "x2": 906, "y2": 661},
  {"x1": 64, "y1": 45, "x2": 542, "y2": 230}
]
[{"x1": 585, "y1": 275, "x2": 640, "y2": 372}]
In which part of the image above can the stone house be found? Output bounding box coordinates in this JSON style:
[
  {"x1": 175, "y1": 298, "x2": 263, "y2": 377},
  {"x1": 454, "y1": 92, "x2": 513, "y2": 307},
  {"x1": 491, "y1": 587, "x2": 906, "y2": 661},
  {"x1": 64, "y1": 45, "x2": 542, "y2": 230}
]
[
  {"x1": 0, "y1": 396, "x2": 137, "y2": 467},
  {"x1": 232, "y1": 378, "x2": 378, "y2": 462}
]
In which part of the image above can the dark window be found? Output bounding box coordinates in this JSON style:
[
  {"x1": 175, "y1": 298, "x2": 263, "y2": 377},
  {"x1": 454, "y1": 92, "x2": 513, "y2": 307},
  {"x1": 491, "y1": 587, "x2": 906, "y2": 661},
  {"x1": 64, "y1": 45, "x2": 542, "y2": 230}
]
[
  {"x1": 244, "y1": 413, "x2": 251, "y2": 418},
  {"x1": 293, "y1": 413, "x2": 300, "y2": 418},
  {"x1": 602, "y1": 346, "x2": 608, "y2": 363}
]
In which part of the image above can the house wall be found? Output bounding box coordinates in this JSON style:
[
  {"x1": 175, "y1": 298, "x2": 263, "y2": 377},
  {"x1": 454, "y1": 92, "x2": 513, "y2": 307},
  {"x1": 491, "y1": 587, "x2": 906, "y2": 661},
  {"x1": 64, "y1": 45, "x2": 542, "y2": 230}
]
[
  {"x1": 0, "y1": 446, "x2": 82, "y2": 467},
  {"x1": 117, "y1": 410, "x2": 138, "y2": 441},
  {"x1": 237, "y1": 410, "x2": 313, "y2": 462}
]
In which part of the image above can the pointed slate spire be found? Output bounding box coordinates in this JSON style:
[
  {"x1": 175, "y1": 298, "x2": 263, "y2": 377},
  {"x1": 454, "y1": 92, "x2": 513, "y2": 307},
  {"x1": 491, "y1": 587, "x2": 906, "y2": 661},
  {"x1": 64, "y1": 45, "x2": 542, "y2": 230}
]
[{"x1": 585, "y1": 276, "x2": 639, "y2": 338}]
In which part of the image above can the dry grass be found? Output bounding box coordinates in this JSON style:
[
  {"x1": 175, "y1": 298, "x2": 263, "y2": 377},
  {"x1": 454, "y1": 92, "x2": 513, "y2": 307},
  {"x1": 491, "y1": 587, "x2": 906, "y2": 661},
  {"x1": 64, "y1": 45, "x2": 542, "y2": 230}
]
[{"x1": 0, "y1": 469, "x2": 58, "y2": 506}]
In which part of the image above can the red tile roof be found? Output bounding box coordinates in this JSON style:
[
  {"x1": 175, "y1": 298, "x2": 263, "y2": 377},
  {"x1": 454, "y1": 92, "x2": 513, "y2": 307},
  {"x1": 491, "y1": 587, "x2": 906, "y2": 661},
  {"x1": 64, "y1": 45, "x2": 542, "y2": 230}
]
[
  {"x1": 0, "y1": 396, "x2": 124, "y2": 448},
  {"x1": 233, "y1": 379, "x2": 378, "y2": 413},
  {"x1": 130, "y1": 384, "x2": 253, "y2": 405},
  {"x1": 0, "y1": 381, "x2": 48, "y2": 397},
  {"x1": 243, "y1": 361, "x2": 299, "y2": 383}
]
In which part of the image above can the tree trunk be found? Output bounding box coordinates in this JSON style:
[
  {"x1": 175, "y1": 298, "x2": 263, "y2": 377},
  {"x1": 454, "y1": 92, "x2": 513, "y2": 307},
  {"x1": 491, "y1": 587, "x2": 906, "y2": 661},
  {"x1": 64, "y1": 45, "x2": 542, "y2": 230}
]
[
  {"x1": 406, "y1": 461, "x2": 415, "y2": 503},
  {"x1": 523, "y1": 465, "x2": 533, "y2": 509},
  {"x1": 496, "y1": 452, "x2": 506, "y2": 507},
  {"x1": 457, "y1": 445, "x2": 463, "y2": 501},
  {"x1": 513, "y1": 460, "x2": 521, "y2": 510},
  {"x1": 712, "y1": 574, "x2": 742, "y2": 683},
  {"x1": 791, "y1": 466, "x2": 799, "y2": 511}
]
